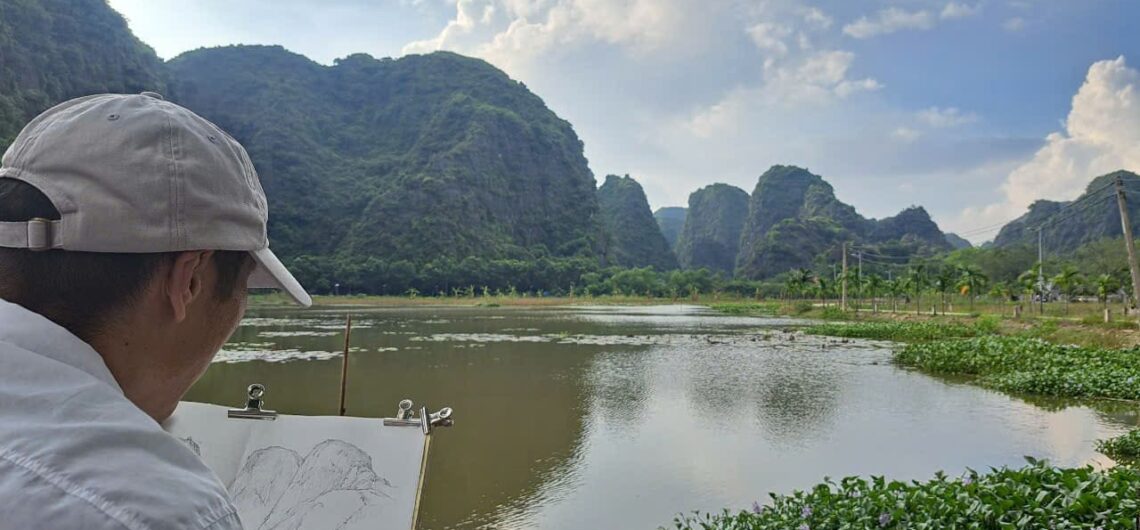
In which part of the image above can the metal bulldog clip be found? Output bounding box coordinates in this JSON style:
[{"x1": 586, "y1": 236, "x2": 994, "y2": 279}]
[
  {"x1": 227, "y1": 384, "x2": 278, "y2": 420},
  {"x1": 384, "y1": 398, "x2": 454, "y2": 434}
]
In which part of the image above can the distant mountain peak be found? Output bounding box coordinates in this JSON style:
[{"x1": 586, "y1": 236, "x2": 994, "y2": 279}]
[
  {"x1": 736, "y1": 167, "x2": 950, "y2": 278},
  {"x1": 597, "y1": 174, "x2": 678, "y2": 270},
  {"x1": 993, "y1": 169, "x2": 1140, "y2": 252}
]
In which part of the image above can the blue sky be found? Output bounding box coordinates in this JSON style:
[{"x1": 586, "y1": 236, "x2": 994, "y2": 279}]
[{"x1": 107, "y1": 0, "x2": 1140, "y2": 242}]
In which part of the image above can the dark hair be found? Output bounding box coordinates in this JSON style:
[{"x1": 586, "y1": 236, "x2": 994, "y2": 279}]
[{"x1": 0, "y1": 178, "x2": 252, "y2": 342}]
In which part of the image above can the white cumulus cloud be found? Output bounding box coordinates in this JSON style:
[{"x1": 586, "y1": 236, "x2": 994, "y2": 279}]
[
  {"x1": 843, "y1": 8, "x2": 933, "y2": 39},
  {"x1": 917, "y1": 106, "x2": 979, "y2": 128},
  {"x1": 954, "y1": 56, "x2": 1140, "y2": 236},
  {"x1": 940, "y1": 2, "x2": 981, "y2": 19},
  {"x1": 403, "y1": 0, "x2": 706, "y2": 72},
  {"x1": 1003, "y1": 17, "x2": 1026, "y2": 32},
  {"x1": 801, "y1": 6, "x2": 833, "y2": 29},
  {"x1": 747, "y1": 22, "x2": 792, "y2": 55}
]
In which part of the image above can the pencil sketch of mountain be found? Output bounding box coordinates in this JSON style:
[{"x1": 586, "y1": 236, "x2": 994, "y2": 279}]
[{"x1": 231, "y1": 439, "x2": 397, "y2": 530}]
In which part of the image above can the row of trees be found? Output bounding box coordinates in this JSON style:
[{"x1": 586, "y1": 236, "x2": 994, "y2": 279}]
[
  {"x1": 783, "y1": 261, "x2": 1132, "y2": 315},
  {"x1": 285, "y1": 238, "x2": 1138, "y2": 307}
]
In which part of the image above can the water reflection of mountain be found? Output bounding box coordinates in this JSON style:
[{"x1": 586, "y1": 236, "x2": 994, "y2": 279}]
[
  {"x1": 587, "y1": 350, "x2": 653, "y2": 432},
  {"x1": 679, "y1": 336, "x2": 842, "y2": 445}
]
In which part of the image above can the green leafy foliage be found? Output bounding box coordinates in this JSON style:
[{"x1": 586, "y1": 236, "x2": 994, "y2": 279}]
[
  {"x1": 597, "y1": 175, "x2": 678, "y2": 270},
  {"x1": 669, "y1": 460, "x2": 1140, "y2": 530},
  {"x1": 707, "y1": 302, "x2": 781, "y2": 315},
  {"x1": 806, "y1": 321, "x2": 983, "y2": 341},
  {"x1": 897, "y1": 336, "x2": 1140, "y2": 400},
  {"x1": 1097, "y1": 429, "x2": 1140, "y2": 462}
]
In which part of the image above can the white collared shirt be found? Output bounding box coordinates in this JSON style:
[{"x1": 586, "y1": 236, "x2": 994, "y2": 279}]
[{"x1": 0, "y1": 298, "x2": 242, "y2": 529}]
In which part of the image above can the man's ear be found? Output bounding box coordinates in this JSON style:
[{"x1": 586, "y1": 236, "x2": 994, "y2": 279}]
[{"x1": 165, "y1": 250, "x2": 215, "y2": 323}]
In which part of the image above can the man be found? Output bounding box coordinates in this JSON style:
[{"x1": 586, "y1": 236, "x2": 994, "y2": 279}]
[{"x1": 0, "y1": 92, "x2": 311, "y2": 529}]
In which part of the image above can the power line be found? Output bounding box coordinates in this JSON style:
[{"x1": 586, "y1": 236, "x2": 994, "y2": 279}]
[
  {"x1": 1035, "y1": 186, "x2": 1115, "y2": 230},
  {"x1": 957, "y1": 220, "x2": 1016, "y2": 237},
  {"x1": 852, "y1": 249, "x2": 912, "y2": 262},
  {"x1": 951, "y1": 179, "x2": 1122, "y2": 239}
]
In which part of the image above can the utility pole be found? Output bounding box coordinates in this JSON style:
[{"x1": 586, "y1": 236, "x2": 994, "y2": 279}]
[
  {"x1": 1115, "y1": 176, "x2": 1140, "y2": 314},
  {"x1": 841, "y1": 242, "x2": 848, "y2": 311},
  {"x1": 856, "y1": 251, "x2": 863, "y2": 314},
  {"x1": 1037, "y1": 228, "x2": 1044, "y2": 315}
]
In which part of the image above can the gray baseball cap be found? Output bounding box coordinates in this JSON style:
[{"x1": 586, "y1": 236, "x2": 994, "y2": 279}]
[{"x1": 0, "y1": 92, "x2": 312, "y2": 307}]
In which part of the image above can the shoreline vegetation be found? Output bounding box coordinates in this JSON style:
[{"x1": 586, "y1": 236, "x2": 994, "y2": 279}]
[{"x1": 251, "y1": 293, "x2": 1140, "y2": 528}]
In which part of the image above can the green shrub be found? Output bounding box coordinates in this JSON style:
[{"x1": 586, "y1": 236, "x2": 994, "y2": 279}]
[
  {"x1": 669, "y1": 460, "x2": 1140, "y2": 530},
  {"x1": 818, "y1": 307, "x2": 847, "y2": 320},
  {"x1": 1098, "y1": 429, "x2": 1140, "y2": 462},
  {"x1": 974, "y1": 314, "x2": 1001, "y2": 335}
]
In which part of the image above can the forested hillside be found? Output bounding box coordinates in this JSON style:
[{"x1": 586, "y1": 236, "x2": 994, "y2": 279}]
[
  {"x1": 0, "y1": 0, "x2": 164, "y2": 148},
  {"x1": 675, "y1": 183, "x2": 749, "y2": 273},
  {"x1": 597, "y1": 174, "x2": 677, "y2": 270},
  {"x1": 167, "y1": 46, "x2": 601, "y2": 293},
  {"x1": 993, "y1": 170, "x2": 1140, "y2": 254}
]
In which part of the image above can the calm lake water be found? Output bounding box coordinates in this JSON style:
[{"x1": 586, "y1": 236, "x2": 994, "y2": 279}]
[{"x1": 187, "y1": 305, "x2": 1138, "y2": 530}]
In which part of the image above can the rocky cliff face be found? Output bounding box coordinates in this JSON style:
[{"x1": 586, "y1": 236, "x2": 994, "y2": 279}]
[
  {"x1": 993, "y1": 170, "x2": 1140, "y2": 253},
  {"x1": 167, "y1": 47, "x2": 600, "y2": 264},
  {"x1": 654, "y1": 207, "x2": 687, "y2": 250},
  {"x1": 675, "y1": 183, "x2": 749, "y2": 273},
  {"x1": 597, "y1": 174, "x2": 678, "y2": 270},
  {"x1": 736, "y1": 165, "x2": 951, "y2": 278}
]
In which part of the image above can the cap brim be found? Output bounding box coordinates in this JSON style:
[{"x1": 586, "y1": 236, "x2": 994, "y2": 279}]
[{"x1": 247, "y1": 247, "x2": 313, "y2": 307}]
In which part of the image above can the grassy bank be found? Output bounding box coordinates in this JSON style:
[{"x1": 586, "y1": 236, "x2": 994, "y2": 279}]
[{"x1": 670, "y1": 460, "x2": 1140, "y2": 530}]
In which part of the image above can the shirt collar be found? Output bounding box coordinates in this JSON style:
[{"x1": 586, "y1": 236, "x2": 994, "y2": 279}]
[{"x1": 0, "y1": 297, "x2": 123, "y2": 393}]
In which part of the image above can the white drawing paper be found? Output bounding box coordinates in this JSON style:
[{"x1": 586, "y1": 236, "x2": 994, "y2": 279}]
[{"x1": 163, "y1": 401, "x2": 426, "y2": 530}]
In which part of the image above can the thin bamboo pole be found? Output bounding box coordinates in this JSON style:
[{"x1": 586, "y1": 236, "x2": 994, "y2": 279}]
[{"x1": 338, "y1": 314, "x2": 353, "y2": 416}]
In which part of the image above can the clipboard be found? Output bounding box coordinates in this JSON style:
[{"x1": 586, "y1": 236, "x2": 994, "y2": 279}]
[{"x1": 162, "y1": 385, "x2": 452, "y2": 530}]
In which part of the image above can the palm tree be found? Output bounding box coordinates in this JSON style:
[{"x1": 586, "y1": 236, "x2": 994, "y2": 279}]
[
  {"x1": 886, "y1": 278, "x2": 903, "y2": 313},
  {"x1": 957, "y1": 265, "x2": 989, "y2": 312},
  {"x1": 906, "y1": 265, "x2": 930, "y2": 315},
  {"x1": 864, "y1": 273, "x2": 884, "y2": 313},
  {"x1": 1017, "y1": 263, "x2": 1043, "y2": 314},
  {"x1": 792, "y1": 268, "x2": 814, "y2": 300},
  {"x1": 1094, "y1": 273, "x2": 1119, "y2": 310},
  {"x1": 1051, "y1": 265, "x2": 1083, "y2": 315},
  {"x1": 840, "y1": 268, "x2": 861, "y2": 312},
  {"x1": 814, "y1": 276, "x2": 831, "y2": 307},
  {"x1": 989, "y1": 282, "x2": 1012, "y2": 311},
  {"x1": 933, "y1": 268, "x2": 955, "y2": 315}
]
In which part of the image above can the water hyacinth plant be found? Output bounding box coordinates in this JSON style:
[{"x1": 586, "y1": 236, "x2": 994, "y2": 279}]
[
  {"x1": 1098, "y1": 429, "x2": 1140, "y2": 462},
  {"x1": 896, "y1": 336, "x2": 1140, "y2": 400},
  {"x1": 804, "y1": 320, "x2": 984, "y2": 342},
  {"x1": 669, "y1": 460, "x2": 1140, "y2": 530}
]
